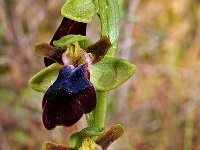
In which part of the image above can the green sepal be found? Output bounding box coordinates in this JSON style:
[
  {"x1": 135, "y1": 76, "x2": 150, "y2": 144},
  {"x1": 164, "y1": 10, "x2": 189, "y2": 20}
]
[
  {"x1": 29, "y1": 63, "x2": 62, "y2": 92},
  {"x1": 29, "y1": 56, "x2": 136, "y2": 92},
  {"x1": 69, "y1": 127, "x2": 105, "y2": 149},
  {"x1": 90, "y1": 56, "x2": 136, "y2": 91},
  {"x1": 61, "y1": 0, "x2": 95, "y2": 23},
  {"x1": 53, "y1": 35, "x2": 92, "y2": 50}
]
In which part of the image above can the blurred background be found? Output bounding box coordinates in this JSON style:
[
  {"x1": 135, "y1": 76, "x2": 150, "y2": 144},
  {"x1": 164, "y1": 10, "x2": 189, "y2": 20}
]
[{"x1": 0, "y1": 0, "x2": 200, "y2": 149}]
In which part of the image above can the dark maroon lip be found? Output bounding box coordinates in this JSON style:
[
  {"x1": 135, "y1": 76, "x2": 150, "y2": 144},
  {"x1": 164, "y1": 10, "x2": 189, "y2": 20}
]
[{"x1": 42, "y1": 64, "x2": 96, "y2": 130}]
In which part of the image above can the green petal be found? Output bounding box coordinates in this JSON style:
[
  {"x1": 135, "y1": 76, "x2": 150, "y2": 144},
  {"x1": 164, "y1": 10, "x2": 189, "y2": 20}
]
[
  {"x1": 61, "y1": 0, "x2": 95, "y2": 23},
  {"x1": 90, "y1": 56, "x2": 136, "y2": 91},
  {"x1": 29, "y1": 63, "x2": 62, "y2": 92},
  {"x1": 53, "y1": 35, "x2": 92, "y2": 50}
]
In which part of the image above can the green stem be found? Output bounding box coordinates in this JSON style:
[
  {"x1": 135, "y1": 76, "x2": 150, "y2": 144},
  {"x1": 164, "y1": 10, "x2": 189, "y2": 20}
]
[
  {"x1": 86, "y1": 0, "x2": 119, "y2": 130},
  {"x1": 94, "y1": 91, "x2": 108, "y2": 130},
  {"x1": 86, "y1": 112, "x2": 95, "y2": 127}
]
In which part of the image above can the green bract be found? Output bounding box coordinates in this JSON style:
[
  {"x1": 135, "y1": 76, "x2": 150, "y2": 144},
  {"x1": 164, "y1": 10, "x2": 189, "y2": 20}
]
[
  {"x1": 53, "y1": 35, "x2": 92, "y2": 50},
  {"x1": 93, "y1": 0, "x2": 120, "y2": 56},
  {"x1": 29, "y1": 57, "x2": 136, "y2": 92},
  {"x1": 61, "y1": 0, "x2": 95, "y2": 23}
]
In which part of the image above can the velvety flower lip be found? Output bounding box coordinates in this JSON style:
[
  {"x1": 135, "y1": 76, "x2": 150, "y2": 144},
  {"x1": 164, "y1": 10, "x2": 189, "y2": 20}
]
[{"x1": 42, "y1": 64, "x2": 96, "y2": 130}]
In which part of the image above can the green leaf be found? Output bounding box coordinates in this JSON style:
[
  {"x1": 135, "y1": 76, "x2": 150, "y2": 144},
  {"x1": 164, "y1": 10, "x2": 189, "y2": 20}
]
[
  {"x1": 106, "y1": 0, "x2": 120, "y2": 52},
  {"x1": 90, "y1": 56, "x2": 136, "y2": 91},
  {"x1": 94, "y1": 0, "x2": 120, "y2": 56},
  {"x1": 53, "y1": 35, "x2": 92, "y2": 50},
  {"x1": 61, "y1": 0, "x2": 95, "y2": 23},
  {"x1": 29, "y1": 63, "x2": 62, "y2": 92}
]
